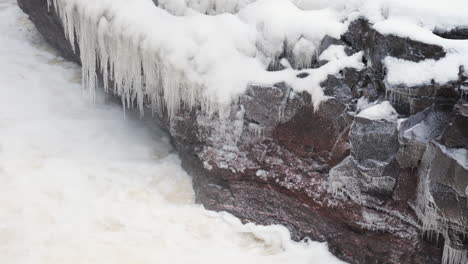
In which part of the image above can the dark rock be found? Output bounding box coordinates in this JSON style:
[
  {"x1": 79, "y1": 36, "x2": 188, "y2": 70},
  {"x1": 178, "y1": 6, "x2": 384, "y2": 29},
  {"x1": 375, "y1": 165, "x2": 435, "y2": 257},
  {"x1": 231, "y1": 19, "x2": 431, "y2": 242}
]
[
  {"x1": 415, "y1": 141, "x2": 468, "y2": 251},
  {"x1": 296, "y1": 72, "x2": 309, "y2": 78},
  {"x1": 440, "y1": 104, "x2": 468, "y2": 149},
  {"x1": 397, "y1": 104, "x2": 453, "y2": 168},
  {"x1": 318, "y1": 35, "x2": 356, "y2": 57},
  {"x1": 350, "y1": 116, "x2": 399, "y2": 163},
  {"x1": 17, "y1": 0, "x2": 80, "y2": 63},
  {"x1": 343, "y1": 18, "x2": 446, "y2": 77},
  {"x1": 322, "y1": 74, "x2": 354, "y2": 104},
  {"x1": 329, "y1": 116, "x2": 400, "y2": 204},
  {"x1": 386, "y1": 81, "x2": 461, "y2": 116},
  {"x1": 434, "y1": 28, "x2": 468, "y2": 40},
  {"x1": 274, "y1": 98, "x2": 353, "y2": 166}
]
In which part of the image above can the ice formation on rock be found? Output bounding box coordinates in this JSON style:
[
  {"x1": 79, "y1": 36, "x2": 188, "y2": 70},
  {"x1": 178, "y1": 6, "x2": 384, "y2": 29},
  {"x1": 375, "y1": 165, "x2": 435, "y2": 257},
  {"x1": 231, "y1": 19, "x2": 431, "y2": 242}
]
[
  {"x1": 45, "y1": 0, "x2": 369, "y2": 126},
  {"x1": 443, "y1": 244, "x2": 467, "y2": 264}
]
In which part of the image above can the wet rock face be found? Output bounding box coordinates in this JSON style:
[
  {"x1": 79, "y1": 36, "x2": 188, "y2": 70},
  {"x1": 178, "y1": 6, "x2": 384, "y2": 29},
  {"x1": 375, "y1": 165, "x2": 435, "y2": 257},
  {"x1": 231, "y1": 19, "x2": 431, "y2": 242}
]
[
  {"x1": 415, "y1": 141, "x2": 468, "y2": 247},
  {"x1": 18, "y1": 1, "x2": 467, "y2": 263}
]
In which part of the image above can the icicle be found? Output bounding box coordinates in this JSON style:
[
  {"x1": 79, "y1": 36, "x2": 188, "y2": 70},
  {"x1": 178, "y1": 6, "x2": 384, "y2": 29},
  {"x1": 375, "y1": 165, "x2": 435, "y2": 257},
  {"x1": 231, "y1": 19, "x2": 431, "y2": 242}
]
[
  {"x1": 465, "y1": 186, "x2": 468, "y2": 208},
  {"x1": 460, "y1": 85, "x2": 468, "y2": 102},
  {"x1": 49, "y1": 0, "x2": 229, "y2": 124},
  {"x1": 442, "y1": 244, "x2": 467, "y2": 264},
  {"x1": 248, "y1": 123, "x2": 264, "y2": 138},
  {"x1": 277, "y1": 85, "x2": 291, "y2": 122}
]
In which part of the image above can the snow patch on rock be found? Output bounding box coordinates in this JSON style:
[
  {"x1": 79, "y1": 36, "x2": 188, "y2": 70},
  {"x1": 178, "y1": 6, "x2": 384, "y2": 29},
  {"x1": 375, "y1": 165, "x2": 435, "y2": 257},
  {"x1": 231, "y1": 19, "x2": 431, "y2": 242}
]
[{"x1": 357, "y1": 101, "x2": 398, "y2": 121}]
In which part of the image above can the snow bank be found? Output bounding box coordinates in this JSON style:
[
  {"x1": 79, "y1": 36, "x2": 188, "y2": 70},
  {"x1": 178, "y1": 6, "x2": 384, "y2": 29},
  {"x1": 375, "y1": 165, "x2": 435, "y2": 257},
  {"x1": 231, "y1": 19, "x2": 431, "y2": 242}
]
[
  {"x1": 384, "y1": 56, "x2": 461, "y2": 87},
  {"x1": 357, "y1": 101, "x2": 398, "y2": 121}
]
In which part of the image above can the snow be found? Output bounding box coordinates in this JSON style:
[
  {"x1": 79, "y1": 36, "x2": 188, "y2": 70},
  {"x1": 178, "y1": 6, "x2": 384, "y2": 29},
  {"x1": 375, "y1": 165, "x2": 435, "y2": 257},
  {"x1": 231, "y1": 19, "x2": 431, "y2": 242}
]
[
  {"x1": 0, "y1": 2, "x2": 346, "y2": 263},
  {"x1": 360, "y1": 0, "x2": 468, "y2": 32},
  {"x1": 46, "y1": 0, "x2": 468, "y2": 120},
  {"x1": 369, "y1": 7, "x2": 468, "y2": 88},
  {"x1": 238, "y1": 0, "x2": 346, "y2": 67},
  {"x1": 46, "y1": 0, "x2": 367, "y2": 119},
  {"x1": 379, "y1": 19, "x2": 468, "y2": 87},
  {"x1": 319, "y1": 45, "x2": 348, "y2": 62},
  {"x1": 46, "y1": 0, "x2": 468, "y2": 118},
  {"x1": 384, "y1": 56, "x2": 461, "y2": 87},
  {"x1": 357, "y1": 101, "x2": 398, "y2": 121}
]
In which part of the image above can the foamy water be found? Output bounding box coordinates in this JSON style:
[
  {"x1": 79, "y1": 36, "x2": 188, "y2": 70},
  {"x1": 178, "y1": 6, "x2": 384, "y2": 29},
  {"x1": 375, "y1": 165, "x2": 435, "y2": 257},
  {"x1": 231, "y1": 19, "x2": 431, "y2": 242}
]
[{"x1": 0, "y1": 1, "x2": 344, "y2": 263}]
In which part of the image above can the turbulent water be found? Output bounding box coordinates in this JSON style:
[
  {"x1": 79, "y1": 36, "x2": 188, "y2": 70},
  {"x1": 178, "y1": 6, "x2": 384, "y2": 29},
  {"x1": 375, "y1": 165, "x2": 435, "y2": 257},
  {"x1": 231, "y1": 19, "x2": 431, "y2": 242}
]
[{"x1": 0, "y1": 1, "x2": 344, "y2": 263}]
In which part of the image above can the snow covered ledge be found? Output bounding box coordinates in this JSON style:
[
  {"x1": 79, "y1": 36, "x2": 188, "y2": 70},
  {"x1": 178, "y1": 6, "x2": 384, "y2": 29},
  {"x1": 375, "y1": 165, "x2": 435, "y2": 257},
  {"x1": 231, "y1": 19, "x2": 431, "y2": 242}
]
[{"x1": 45, "y1": 0, "x2": 363, "y2": 122}]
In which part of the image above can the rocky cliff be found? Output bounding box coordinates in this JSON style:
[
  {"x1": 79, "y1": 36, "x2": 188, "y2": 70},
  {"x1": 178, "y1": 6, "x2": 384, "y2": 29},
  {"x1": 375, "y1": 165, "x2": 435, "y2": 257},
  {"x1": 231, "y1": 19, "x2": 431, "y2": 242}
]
[{"x1": 17, "y1": 0, "x2": 468, "y2": 263}]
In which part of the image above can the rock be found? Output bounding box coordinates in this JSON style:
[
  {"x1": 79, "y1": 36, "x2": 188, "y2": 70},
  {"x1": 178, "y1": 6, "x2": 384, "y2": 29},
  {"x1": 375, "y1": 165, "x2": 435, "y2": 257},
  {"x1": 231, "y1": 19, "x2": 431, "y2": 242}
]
[
  {"x1": 415, "y1": 141, "x2": 468, "y2": 252},
  {"x1": 440, "y1": 104, "x2": 468, "y2": 149},
  {"x1": 350, "y1": 116, "x2": 399, "y2": 163},
  {"x1": 17, "y1": 0, "x2": 80, "y2": 63},
  {"x1": 397, "y1": 104, "x2": 453, "y2": 168},
  {"x1": 318, "y1": 35, "x2": 355, "y2": 57},
  {"x1": 321, "y1": 68, "x2": 361, "y2": 105},
  {"x1": 274, "y1": 97, "x2": 353, "y2": 166},
  {"x1": 386, "y1": 81, "x2": 462, "y2": 116},
  {"x1": 342, "y1": 19, "x2": 452, "y2": 116},
  {"x1": 434, "y1": 27, "x2": 468, "y2": 40},
  {"x1": 329, "y1": 116, "x2": 400, "y2": 204},
  {"x1": 343, "y1": 19, "x2": 446, "y2": 76}
]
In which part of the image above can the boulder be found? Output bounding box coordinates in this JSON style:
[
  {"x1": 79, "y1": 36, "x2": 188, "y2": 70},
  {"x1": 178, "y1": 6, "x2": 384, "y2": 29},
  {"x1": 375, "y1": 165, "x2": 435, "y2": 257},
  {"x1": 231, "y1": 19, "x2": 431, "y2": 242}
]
[
  {"x1": 397, "y1": 104, "x2": 453, "y2": 168},
  {"x1": 342, "y1": 18, "x2": 446, "y2": 77},
  {"x1": 415, "y1": 141, "x2": 468, "y2": 253}
]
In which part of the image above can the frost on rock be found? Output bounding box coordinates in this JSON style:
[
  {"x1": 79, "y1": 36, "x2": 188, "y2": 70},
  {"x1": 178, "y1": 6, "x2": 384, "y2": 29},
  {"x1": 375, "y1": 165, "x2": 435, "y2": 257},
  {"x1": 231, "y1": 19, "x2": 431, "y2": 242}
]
[
  {"x1": 415, "y1": 141, "x2": 468, "y2": 264},
  {"x1": 397, "y1": 106, "x2": 453, "y2": 168}
]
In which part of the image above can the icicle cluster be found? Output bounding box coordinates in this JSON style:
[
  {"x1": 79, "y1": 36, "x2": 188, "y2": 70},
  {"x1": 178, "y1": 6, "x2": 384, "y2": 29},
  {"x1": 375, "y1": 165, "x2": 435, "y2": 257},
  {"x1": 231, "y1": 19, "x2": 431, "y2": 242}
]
[
  {"x1": 415, "y1": 144, "x2": 468, "y2": 264},
  {"x1": 443, "y1": 245, "x2": 468, "y2": 264},
  {"x1": 47, "y1": 0, "x2": 231, "y2": 120}
]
